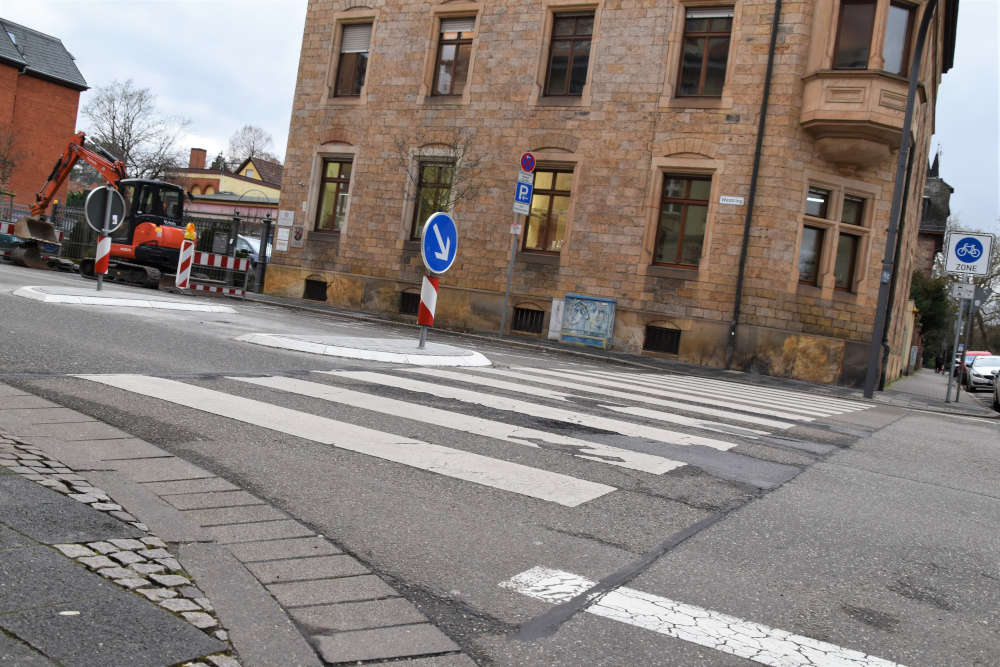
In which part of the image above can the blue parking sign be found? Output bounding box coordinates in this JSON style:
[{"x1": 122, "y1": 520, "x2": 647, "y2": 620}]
[{"x1": 513, "y1": 181, "x2": 533, "y2": 215}]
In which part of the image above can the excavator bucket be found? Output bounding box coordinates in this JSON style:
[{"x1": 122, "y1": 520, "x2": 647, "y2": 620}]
[{"x1": 10, "y1": 216, "x2": 62, "y2": 270}]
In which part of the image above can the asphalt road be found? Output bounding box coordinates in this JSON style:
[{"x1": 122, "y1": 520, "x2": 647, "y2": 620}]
[{"x1": 3, "y1": 262, "x2": 999, "y2": 666}]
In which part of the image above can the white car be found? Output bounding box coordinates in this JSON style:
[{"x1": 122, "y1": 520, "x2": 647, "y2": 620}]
[{"x1": 964, "y1": 355, "x2": 1000, "y2": 392}]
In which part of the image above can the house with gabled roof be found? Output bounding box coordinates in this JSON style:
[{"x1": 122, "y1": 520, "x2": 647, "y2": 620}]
[{"x1": 0, "y1": 17, "x2": 87, "y2": 206}]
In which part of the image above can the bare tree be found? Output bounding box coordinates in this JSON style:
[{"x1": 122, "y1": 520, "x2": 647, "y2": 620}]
[
  {"x1": 0, "y1": 124, "x2": 21, "y2": 191},
  {"x1": 82, "y1": 79, "x2": 190, "y2": 180},
  {"x1": 228, "y1": 125, "x2": 279, "y2": 165}
]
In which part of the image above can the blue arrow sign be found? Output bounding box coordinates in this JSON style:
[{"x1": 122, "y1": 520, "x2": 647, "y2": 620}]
[{"x1": 421, "y1": 212, "x2": 458, "y2": 274}]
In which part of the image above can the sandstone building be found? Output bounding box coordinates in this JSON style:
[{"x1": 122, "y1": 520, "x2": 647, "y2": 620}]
[{"x1": 267, "y1": 0, "x2": 959, "y2": 386}]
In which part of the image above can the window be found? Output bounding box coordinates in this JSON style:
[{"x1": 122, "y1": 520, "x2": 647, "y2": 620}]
[
  {"x1": 677, "y1": 7, "x2": 734, "y2": 97},
  {"x1": 315, "y1": 159, "x2": 352, "y2": 232},
  {"x1": 524, "y1": 169, "x2": 573, "y2": 252},
  {"x1": 833, "y1": 0, "x2": 876, "y2": 69},
  {"x1": 399, "y1": 291, "x2": 420, "y2": 315},
  {"x1": 246, "y1": 168, "x2": 256, "y2": 178},
  {"x1": 883, "y1": 2, "x2": 914, "y2": 75},
  {"x1": 644, "y1": 325, "x2": 682, "y2": 354},
  {"x1": 410, "y1": 162, "x2": 454, "y2": 239},
  {"x1": 798, "y1": 227, "x2": 824, "y2": 285},
  {"x1": 544, "y1": 13, "x2": 593, "y2": 96},
  {"x1": 335, "y1": 23, "x2": 371, "y2": 96},
  {"x1": 833, "y1": 0, "x2": 915, "y2": 75},
  {"x1": 654, "y1": 174, "x2": 710, "y2": 266},
  {"x1": 512, "y1": 307, "x2": 545, "y2": 334},
  {"x1": 433, "y1": 17, "x2": 475, "y2": 96},
  {"x1": 797, "y1": 184, "x2": 870, "y2": 291}
]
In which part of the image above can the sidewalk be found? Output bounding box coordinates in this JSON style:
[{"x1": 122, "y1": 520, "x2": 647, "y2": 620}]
[
  {"x1": 0, "y1": 383, "x2": 473, "y2": 667},
  {"x1": 878, "y1": 368, "x2": 997, "y2": 418}
]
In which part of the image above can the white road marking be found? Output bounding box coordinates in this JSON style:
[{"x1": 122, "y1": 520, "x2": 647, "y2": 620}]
[
  {"x1": 636, "y1": 374, "x2": 867, "y2": 412},
  {"x1": 325, "y1": 371, "x2": 740, "y2": 451},
  {"x1": 475, "y1": 367, "x2": 795, "y2": 429},
  {"x1": 593, "y1": 370, "x2": 859, "y2": 416},
  {"x1": 404, "y1": 368, "x2": 768, "y2": 438},
  {"x1": 545, "y1": 367, "x2": 823, "y2": 420},
  {"x1": 234, "y1": 375, "x2": 683, "y2": 475},
  {"x1": 236, "y1": 333, "x2": 491, "y2": 367},
  {"x1": 502, "y1": 567, "x2": 901, "y2": 667},
  {"x1": 75, "y1": 375, "x2": 614, "y2": 507}
]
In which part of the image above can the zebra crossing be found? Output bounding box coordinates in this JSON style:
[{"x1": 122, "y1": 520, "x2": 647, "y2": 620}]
[{"x1": 76, "y1": 366, "x2": 872, "y2": 508}]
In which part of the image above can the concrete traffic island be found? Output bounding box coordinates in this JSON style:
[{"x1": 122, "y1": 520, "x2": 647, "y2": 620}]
[
  {"x1": 237, "y1": 333, "x2": 492, "y2": 367},
  {"x1": 13, "y1": 285, "x2": 236, "y2": 313}
]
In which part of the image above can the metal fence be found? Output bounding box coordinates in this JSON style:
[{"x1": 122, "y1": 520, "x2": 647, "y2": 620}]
[{"x1": 0, "y1": 203, "x2": 273, "y2": 293}]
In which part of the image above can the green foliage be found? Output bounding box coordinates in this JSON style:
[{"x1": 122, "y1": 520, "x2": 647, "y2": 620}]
[
  {"x1": 910, "y1": 270, "x2": 952, "y2": 364},
  {"x1": 66, "y1": 190, "x2": 87, "y2": 207}
]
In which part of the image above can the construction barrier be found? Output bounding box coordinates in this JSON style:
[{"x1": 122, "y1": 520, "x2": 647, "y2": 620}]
[
  {"x1": 418, "y1": 275, "x2": 439, "y2": 326},
  {"x1": 175, "y1": 239, "x2": 195, "y2": 289}
]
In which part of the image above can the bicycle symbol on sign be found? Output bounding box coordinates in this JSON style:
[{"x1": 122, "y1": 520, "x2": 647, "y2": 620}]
[{"x1": 955, "y1": 242, "x2": 982, "y2": 259}]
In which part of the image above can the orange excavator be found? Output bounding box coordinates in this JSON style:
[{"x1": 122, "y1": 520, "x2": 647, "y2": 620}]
[{"x1": 13, "y1": 131, "x2": 192, "y2": 287}]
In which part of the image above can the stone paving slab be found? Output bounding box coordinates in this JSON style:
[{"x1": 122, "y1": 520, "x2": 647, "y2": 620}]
[
  {"x1": 207, "y1": 520, "x2": 314, "y2": 544},
  {"x1": 161, "y1": 490, "x2": 264, "y2": 510},
  {"x1": 0, "y1": 407, "x2": 86, "y2": 424},
  {"x1": 7, "y1": 422, "x2": 130, "y2": 441},
  {"x1": 182, "y1": 504, "x2": 287, "y2": 527},
  {"x1": 0, "y1": 632, "x2": 57, "y2": 666},
  {"x1": 107, "y1": 457, "x2": 216, "y2": 483},
  {"x1": 142, "y1": 477, "x2": 241, "y2": 495},
  {"x1": 267, "y1": 575, "x2": 398, "y2": 607},
  {"x1": 313, "y1": 624, "x2": 460, "y2": 663},
  {"x1": 245, "y1": 554, "x2": 370, "y2": 584},
  {"x1": 0, "y1": 395, "x2": 58, "y2": 409},
  {"x1": 290, "y1": 598, "x2": 428, "y2": 632},
  {"x1": 0, "y1": 594, "x2": 226, "y2": 667},
  {"x1": 225, "y1": 536, "x2": 341, "y2": 563}
]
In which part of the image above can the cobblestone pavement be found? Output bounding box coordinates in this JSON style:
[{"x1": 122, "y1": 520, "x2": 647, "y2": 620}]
[{"x1": 0, "y1": 382, "x2": 474, "y2": 666}]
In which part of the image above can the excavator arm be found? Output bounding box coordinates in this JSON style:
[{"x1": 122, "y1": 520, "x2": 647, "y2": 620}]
[{"x1": 29, "y1": 131, "x2": 128, "y2": 217}]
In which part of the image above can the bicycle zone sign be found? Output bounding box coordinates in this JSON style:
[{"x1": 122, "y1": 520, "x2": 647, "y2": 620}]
[{"x1": 944, "y1": 231, "x2": 994, "y2": 276}]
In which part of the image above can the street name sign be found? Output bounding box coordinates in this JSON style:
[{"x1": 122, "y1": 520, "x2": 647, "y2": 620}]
[
  {"x1": 421, "y1": 212, "x2": 458, "y2": 274},
  {"x1": 944, "y1": 231, "x2": 993, "y2": 276}
]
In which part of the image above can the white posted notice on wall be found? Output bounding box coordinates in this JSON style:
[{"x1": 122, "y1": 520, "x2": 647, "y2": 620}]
[{"x1": 278, "y1": 210, "x2": 295, "y2": 227}]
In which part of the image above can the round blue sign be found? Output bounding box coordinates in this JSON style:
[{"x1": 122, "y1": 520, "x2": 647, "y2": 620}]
[
  {"x1": 421, "y1": 212, "x2": 458, "y2": 274},
  {"x1": 953, "y1": 237, "x2": 984, "y2": 262},
  {"x1": 520, "y1": 152, "x2": 535, "y2": 173}
]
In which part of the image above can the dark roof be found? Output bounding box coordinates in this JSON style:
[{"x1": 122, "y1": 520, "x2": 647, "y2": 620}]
[
  {"x1": 234, "y1": 156, "x2": 284, "y2": 188},
  {"x1": 0, "y1": 18, "x2": 87, "y2": 90}
]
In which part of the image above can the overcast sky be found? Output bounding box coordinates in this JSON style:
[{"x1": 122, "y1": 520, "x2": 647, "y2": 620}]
[{"x1": 1, "y1": 0, "x2": 997, "y2": 234}]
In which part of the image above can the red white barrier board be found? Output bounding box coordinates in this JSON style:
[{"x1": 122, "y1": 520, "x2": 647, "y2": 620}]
[
  {"x1": 192, "y1": 251, "x2": 249, "y2": 271},
  {"x1": 190, "y1": 283, "x2": 244, "y2": 297}
]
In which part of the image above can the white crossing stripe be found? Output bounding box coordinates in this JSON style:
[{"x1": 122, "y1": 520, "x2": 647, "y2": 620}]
[
  {"x1": 75, "y1": 374, "x2": 614, "y2": 507},
  {"x1": 592, "y1": 370, "x2": 860, "y2": 416},
  {"x1": 235, "y1": 375, "x2": 684, "y2": 475},
  {"x1": 471, "y1": 367, "x2": 796, "y2": 430},
  {"x1": 323, "y1": 371, "x2": 740, "y2": 451},
  {"x1": 502, "y1": 567, "x2": 901, "y2": 667},
  {"x1": 519, "y1": 367, "x2": 819, "y2": 422},
  {"x1": 405, "y1": 367, "x2": 769, "y2": 437}
]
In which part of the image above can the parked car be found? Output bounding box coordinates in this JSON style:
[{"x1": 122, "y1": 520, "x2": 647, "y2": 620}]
[
  {"x1": 954, "y1": 350, "x2": 992, "y2": 378},
  {"x1": 235, "y1": 235, "x2": 271, "y2": 264},
  {"x1": 964, "y1": 355, "x2": 1000, "y2": 392},
  {"x1": 994, "y1": 369, "x2": 1000, "y2": 411}
]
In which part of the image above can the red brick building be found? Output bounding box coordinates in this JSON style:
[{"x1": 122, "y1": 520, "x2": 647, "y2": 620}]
[{"x1": 0, "y1": 18, "x2": 87, "y2": 206}]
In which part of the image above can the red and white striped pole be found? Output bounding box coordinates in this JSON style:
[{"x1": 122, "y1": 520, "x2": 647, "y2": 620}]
[
  {"x1": 417, "y1": 275, "x2": 439, "y2": 348},
  {"x1": 175, "y1": 239, "x2": 195, "y2": 289},
  {"x1": 94, "y1": 235, "x2": 111, "y2": 291}
]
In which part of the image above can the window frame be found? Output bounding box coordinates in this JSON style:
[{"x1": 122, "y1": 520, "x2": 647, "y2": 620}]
[
  {"x1": 522, "y1": 167, "x2": 574, "y2": 254},
  {"x1": 432, "y1": 17, "x2": 476, "y2": 97},
  {"x1": 531, "y1": 2, "x2": 601, "y2": 107},
  {"x1": 314, "y1": 157, "x2": 354, "y2": 233},
  {"x1": 832, "y1": 0, "x2": 877, "y2": 70},
  {"x1": 653, "y1": 173, "x2": 712, "y2": 268},
  {"x1": 543, "y1": 12, "x2": 595, "y2": 97},
  {"x1": 827, "y1": 0, "x2": 920, "y2": 76},
  {"x1": 324, "y1": 15, "x2": 377, "y2": 106},
  {"x1": 882, "y1": 1, "x2": 915, "y2": 76},
  {"x1": 409, "y1": 161, "x2": 455, "y2": 240},
  {"x1": 795, "y1": 179, "x2": 874, "y2": 295},
  {"x1": 676, "y1": 6, "x2": 735, "y2": 98}
]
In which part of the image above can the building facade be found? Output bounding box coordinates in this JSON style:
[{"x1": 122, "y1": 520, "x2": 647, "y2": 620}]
[
  {"x1": 166, "y1": 148, "x2": 281, "y2": 219},
  {"x1": 915, "y1": 154, "x2": 952, "y2": 276},
  {"x1": 267, "y1": 0, "x2": 958, "y2": 386},
  {"x1": 0, "y1": 18, "x2": 87, "y2": 206}
]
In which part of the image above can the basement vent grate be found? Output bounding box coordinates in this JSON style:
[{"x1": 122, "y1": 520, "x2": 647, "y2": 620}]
[
  {"x1": 644, "y1": 325, "x2": 681, "y2": 354},
  {"x1": 399, "y1": 291, "x2": 420, "y2": 315},
  {"x1": 512, "y1": 307, "x2": 545, "y2": 334},
  {"x1": 303, "y1": 279, "x2": 327, "y2": 302}
]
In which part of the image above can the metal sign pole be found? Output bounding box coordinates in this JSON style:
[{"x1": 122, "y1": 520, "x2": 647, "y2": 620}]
[
  {"x1": 97, "y1": 188, "x2": 113, "y2": 292},
  {"x1": 945, "y1": 295, "x2": 965, "y2": 403},
  {"x1": 500, "y1": 213, "x2": 519, "y2": 335}
]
